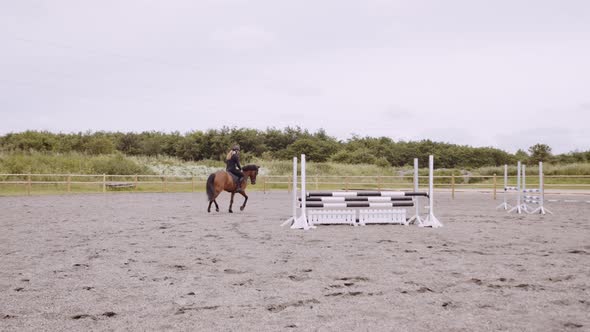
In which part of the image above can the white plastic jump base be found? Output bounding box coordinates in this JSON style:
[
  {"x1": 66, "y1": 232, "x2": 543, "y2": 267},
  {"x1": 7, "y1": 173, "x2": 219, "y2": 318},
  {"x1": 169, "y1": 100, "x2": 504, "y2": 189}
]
[
  {"x1": 308, "y1": 209, "x2": 356, "y2": 226},
  {"x1": 306, "y1": 208, "x2": 408, "y2": 226},
  {"x1": 359, "y1": 209, "x2": 407, "y2": 226}
]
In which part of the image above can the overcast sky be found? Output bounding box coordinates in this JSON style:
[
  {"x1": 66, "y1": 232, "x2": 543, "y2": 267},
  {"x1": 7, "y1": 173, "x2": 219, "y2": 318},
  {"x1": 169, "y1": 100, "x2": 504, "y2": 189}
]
[{"x1": 1, "y1": 0, "x2": 589, "y2": 153}]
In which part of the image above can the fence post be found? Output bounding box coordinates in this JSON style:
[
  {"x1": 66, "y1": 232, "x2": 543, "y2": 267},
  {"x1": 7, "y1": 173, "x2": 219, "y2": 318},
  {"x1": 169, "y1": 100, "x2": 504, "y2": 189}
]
[
  {"x1": 451, "y1": 173, "x2": 455, "y2": 199},
  {"x1": 263, "y1": 177, "x2": 267, "y2": 194},
  {"x1": 135, "y1": 175, "x2": 138, "y2": 192},
  {"x1": 493, "y1": 173, "x2": 497, "y2": 200},
  {"x1": 315, "y1": 175, "x2": 319, "y2": 190},
  {"x1": 345, "y1": 177, "x2": 349, "y2": 191},
  {"x1": 67, "y1": 174, "x2": 71, "y2": 193},
  {"x1": 27, "y1": 174, "x2": 31, "y2": 196},
  {"x1": 103, "y1": 174, "x2": 106, "y2": 193},
  {"x1": 377, "y1": 175, "x2": 381, "y2": 190}
]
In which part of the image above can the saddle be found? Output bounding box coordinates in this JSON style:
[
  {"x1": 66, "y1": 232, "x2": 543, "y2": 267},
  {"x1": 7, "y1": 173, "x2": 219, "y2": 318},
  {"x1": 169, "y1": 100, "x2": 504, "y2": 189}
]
[{"x1": 227, "y1": 172, "x2": 243, "y2": 188}]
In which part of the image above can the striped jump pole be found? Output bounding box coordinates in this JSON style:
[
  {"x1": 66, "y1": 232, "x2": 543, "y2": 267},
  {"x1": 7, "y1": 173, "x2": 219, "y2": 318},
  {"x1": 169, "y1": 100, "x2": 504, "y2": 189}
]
[
  {"x1": 305, "y1": 196, "x2": 412, "y2": 202},
  {"x1": 306, "y1": 202, "x2": 415, "y2": 208},
  {"x1": 307, "y1": 191, "x2": 428, "y2": 197},
  {"x1": 408, "y1": 158, "x2": 425, "y2": 226}
]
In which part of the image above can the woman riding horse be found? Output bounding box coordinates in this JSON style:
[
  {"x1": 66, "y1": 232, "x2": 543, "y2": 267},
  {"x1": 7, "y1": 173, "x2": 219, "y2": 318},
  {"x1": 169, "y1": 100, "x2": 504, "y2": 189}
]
[
  {"x1": 206, "y1": 145, "x2": 259, "y2": 213},
  {"x1": 226, "y1": 145, "x2": 244, "y2": 192}
]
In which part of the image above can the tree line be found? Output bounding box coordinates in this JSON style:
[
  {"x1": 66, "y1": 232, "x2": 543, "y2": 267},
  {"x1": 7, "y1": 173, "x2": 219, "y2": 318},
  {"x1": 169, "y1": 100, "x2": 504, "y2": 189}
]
[{"x1": 1, "y1": 128, "x2": 588, "y2": 168}]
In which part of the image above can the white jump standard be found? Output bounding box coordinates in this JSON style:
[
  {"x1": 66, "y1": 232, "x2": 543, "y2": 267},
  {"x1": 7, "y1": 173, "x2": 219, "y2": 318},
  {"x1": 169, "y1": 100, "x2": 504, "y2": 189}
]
[
  {"x1": 283, "y1": 154, "x2": 443, "y2": 229},
  {"x1": 497, "y1": 161, "x2": 552, "y2": 215}
]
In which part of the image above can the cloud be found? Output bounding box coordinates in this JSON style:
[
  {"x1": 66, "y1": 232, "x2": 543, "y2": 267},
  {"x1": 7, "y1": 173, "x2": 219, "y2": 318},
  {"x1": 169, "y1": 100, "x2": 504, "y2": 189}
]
[
  {"x1": 382, "y1": 105, "x2": 415, "y2": 119},
  {"x1": 208, "y1": 25, "x2": 276, "y2": 50}
]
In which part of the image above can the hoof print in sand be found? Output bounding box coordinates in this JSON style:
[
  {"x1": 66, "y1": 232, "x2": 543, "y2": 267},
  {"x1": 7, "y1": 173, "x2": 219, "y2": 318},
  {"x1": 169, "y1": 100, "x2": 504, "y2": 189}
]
[
  {"x1": 266, "y1": 299, "x2": 320, "y2": 313},
  {"x1": 325, "y1": 291, "x2": 364, "y2": 297},
  {"x1": 567, "y1": 250, "x2": 588, "y2": 255},
  {"x1": 71, "y1": 314, "x2": 96, "y2": 320},
  {"x1": 223, "y1": 268, "x2": 245, "y2": 274},
  {"x1": 416, "y1": 286, "x2": 434, "y2": 293},
  {"x1": 563, "y1": 322, "x2": 584, "y2": 329},
  {"x1": 442, "y1": 301, "x2": 458, "y2": 309},
  {"x1": 176, "y1": 306, "x2": 219, "y2": 315}
]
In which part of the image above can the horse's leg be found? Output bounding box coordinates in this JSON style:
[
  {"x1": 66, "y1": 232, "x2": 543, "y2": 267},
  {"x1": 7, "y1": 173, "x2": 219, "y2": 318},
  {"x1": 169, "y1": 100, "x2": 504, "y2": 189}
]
[
  {"x1": 208, "y1": 197, "x2": 220, "y2": 213},
  {"x1": 238, "y1": 191, "x2": 248, "y2": 211},
  {"x1": 228, "y1": 192, "x2": 235, "y2": 213}
]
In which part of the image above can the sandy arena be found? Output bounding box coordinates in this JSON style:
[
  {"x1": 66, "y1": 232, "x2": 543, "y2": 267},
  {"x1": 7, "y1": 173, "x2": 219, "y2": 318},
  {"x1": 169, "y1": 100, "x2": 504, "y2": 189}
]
[{"x1": 1, "y1": 191, "x2": 589, "y2": 331}]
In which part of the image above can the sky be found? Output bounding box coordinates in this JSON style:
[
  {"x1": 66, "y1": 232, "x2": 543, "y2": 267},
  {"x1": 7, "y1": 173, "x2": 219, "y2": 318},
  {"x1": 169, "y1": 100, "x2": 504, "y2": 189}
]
[{"x1": 1, "y1": 0, "x2": 589, "y2": 154}]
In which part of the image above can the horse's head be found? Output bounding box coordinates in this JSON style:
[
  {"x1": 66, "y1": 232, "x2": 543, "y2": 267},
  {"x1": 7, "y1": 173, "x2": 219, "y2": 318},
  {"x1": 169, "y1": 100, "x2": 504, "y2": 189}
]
[{"x1": 242, "y1": 165, "x2": 260, "y2": 185}]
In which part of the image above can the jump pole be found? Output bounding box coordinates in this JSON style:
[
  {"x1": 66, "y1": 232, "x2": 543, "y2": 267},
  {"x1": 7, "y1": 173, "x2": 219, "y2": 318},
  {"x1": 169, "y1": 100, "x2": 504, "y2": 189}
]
[
  {"x1": 521, "y1": 164, "x2": 531, "y2": 213},
  {"x1": 508, "y1": 161, "x2": 523, "y2": 214},
  {"x1": 408, "y1": 158, "x2": 425, "y2": 226},
  {"x1": 289, "y1": 154, "x2": 313, "y2": 230},
  {"x1": 281, "y1": 157, "x2": 299, "y2": 227},
  {"x1": 496, "y1": 164, "x2": 511, "y2": 210},
  {"x1": 530, "y1": 161, "x2": 552, "y2": 215},
  {"x1": 422, "y1": 155, "x2": 443, "y2": 228}
]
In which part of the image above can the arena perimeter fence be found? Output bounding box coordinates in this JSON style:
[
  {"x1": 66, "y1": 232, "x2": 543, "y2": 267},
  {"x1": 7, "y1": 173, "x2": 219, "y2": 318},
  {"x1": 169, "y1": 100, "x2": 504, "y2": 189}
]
[{"x1": 1, "y1": 173, "x2": 590, "y2": 198}]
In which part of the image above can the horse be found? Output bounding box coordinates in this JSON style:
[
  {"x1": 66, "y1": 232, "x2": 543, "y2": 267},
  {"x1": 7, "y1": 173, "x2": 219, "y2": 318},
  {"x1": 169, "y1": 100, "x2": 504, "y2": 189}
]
[{"x1": 206, "y1": 164, "x2": 260, "y2": 213}]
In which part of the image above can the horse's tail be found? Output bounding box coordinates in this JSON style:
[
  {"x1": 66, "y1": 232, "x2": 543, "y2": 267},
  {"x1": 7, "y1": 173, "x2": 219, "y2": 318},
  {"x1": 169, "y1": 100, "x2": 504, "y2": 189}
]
[{"x1": 206, "y1": 173, "x2": 216, "y2": 201}]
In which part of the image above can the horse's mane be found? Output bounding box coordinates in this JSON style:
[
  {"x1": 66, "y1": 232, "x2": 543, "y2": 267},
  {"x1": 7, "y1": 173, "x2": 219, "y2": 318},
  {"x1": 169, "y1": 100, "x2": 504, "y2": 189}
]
[{"x1": 242, "y1": 164, "x2": 259, "y2": 172}]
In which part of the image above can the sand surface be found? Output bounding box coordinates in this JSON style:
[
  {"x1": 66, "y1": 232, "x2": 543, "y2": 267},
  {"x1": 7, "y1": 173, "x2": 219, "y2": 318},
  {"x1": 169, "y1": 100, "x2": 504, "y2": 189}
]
[{"x1": 1, "y1": 191, "x2": 589, "y2": 331}]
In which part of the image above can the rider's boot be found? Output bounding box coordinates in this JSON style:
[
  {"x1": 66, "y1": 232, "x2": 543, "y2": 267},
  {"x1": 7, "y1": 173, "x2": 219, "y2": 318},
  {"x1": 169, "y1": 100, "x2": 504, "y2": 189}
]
[{"x1": 236, "y1": 179, "x2": 242, "y2": 192}]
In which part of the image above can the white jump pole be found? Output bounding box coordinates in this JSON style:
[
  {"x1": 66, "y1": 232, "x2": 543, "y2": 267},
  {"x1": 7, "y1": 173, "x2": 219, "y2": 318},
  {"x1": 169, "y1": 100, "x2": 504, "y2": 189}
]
[
  {"x1": 423, "y1": 155, "x2": 442, "y2": 228},
  {"x1": 496, "y1": 164, "x2": 511, "y2": 210},
  {"x1": 408, "y1": 158, "x2": 424, "y2": 226},
  {"x1": 508, "y1": 161, "x2": 523, "y2": 214},
  {"x1": 290, "y1": 154, "x2": 312, "y2": 230},
  {"x1": 531, "y1": 161, "x2": 552, "y2": 215},
  {"x1": 522, "y1": 164, "x2": 531, "y2": 212},
  {"x1": 281, "y1": 156, "x2": 298, "y2": 227}
]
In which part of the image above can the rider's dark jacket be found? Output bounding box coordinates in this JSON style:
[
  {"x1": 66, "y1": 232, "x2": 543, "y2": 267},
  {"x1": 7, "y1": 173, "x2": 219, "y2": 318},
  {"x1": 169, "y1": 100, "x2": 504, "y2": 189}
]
[{"x1": 226, "y1": 152, "x2": 243, "y2": 178}]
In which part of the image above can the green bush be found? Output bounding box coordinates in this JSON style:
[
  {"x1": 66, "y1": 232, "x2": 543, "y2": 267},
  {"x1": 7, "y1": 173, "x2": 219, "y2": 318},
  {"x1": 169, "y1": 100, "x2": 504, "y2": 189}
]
[{"x1": 90, "y1": 154, "x2": 152, "y2": 175}]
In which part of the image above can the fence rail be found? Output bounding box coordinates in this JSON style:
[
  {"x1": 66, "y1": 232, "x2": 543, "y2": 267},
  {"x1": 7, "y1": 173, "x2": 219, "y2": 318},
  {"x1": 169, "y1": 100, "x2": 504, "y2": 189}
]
[{"x1": 1, "y1": 173, "x2": 590, "y2": 197}]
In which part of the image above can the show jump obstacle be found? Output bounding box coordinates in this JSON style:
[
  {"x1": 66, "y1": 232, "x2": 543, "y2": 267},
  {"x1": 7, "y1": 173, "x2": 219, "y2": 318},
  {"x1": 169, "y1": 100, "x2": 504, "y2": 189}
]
[
  {"x1": 282, "y1": 155, "x2": 443, "y2": 230},
  {"x1": 496, "y1": 161, "x2": 552, "y2": 215}
]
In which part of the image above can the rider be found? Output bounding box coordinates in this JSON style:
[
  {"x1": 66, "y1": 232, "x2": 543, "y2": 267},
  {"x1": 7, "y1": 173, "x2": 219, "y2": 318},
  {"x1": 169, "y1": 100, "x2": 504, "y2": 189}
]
[{"x1": 226, "y1": 144, "x2": 244, "y2": 192}]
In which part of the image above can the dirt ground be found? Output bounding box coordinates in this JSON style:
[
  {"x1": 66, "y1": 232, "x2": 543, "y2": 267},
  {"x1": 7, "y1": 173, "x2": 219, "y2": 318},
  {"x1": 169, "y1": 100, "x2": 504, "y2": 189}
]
[{"x1": 1, "y1": 190, "x2": 589, "y2": 331}]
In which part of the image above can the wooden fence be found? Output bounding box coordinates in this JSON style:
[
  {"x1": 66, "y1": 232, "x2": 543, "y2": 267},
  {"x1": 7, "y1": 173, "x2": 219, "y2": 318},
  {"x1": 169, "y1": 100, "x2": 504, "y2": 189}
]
[{"x1": 1, "y1": 173, "x2": 590, "y2": 198}]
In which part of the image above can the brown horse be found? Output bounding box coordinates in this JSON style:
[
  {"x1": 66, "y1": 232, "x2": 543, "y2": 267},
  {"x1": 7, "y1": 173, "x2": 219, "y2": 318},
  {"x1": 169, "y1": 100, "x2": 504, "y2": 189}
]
[{"x1": 206, "y1": 164, "x2": 259, "y2": 213}]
